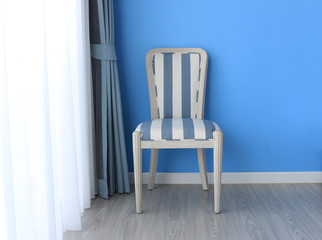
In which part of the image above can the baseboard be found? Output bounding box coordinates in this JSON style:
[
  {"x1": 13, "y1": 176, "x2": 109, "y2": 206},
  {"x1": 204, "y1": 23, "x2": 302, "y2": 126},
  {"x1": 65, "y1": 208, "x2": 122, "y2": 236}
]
[{"x1": 129, "y1": 172, "x2": 322, "y2": 184}]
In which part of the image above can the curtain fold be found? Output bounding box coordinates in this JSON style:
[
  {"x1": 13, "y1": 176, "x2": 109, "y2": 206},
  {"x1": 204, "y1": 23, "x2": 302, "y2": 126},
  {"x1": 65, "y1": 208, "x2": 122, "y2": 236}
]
[
  {"x1": 89, "y1": 0, "x2": 130, "y2": 198},
  {"x1": 0, "y1": 0, "x2": 95, "y2": 239}
]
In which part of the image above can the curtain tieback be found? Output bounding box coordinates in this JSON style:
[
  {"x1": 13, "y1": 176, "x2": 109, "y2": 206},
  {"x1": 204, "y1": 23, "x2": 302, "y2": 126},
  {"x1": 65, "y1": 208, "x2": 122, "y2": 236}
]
[{"x1": 91, "y1": 43, "x2": 117, "y2": 60}]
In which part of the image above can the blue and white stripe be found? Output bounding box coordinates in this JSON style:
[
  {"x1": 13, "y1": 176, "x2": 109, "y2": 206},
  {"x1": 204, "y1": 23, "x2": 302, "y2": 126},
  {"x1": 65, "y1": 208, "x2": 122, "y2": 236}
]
[
  {"x1": 153, "y1": 53, "x2": 201, "y2": 119},
  {"x1": 135, "y1": 118, "x2": 216, "y2": 141}
]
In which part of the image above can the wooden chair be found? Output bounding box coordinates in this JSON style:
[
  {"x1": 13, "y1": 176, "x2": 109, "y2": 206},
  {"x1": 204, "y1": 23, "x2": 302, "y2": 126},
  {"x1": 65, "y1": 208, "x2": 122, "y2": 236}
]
[{"x1": 133, "y1": 48, "x2": 223, "y2": 213}]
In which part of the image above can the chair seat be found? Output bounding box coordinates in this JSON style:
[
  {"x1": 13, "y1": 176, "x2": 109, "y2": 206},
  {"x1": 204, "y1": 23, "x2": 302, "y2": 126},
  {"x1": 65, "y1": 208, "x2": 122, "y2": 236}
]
[{"x1": 135, "y1": 118, "x2": 217, "y2": 141}]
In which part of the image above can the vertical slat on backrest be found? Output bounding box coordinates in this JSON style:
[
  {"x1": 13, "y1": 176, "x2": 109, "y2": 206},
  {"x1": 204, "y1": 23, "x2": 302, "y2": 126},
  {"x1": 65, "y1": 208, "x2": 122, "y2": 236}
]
[
  {"x1": 154, "y1": 53, "x2": 164, "y2": 118},
  {"x1": 163, "y1": 53, "x2": 173, "y2": 118},
  {"x1": 172, "y1": 54, "x2": 182, "y2": 118},
  {"x1": 146, "y1": 48, "x2": 208, "y2": 120},
  {"x1": 181, "y1": 53, "x2": 191, "y2": 118},
  {"x1": 196, "y1": 50, "x2": 208, "y2": 119},
  {"x1": 190, "y1": 53, "x2": 200, "y2": 118}
]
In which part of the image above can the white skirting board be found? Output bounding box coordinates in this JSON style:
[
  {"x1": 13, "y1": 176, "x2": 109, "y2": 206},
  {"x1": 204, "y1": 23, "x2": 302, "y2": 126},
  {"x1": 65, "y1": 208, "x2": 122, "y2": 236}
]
[{"x1": 129, "y1": 172, "x2": 322, "y2": 184}]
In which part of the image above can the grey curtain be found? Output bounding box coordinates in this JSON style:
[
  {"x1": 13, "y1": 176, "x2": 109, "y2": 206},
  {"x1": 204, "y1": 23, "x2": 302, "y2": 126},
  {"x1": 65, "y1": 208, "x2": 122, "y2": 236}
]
[{"x1": 89, "y1": 0, "x2": 130, "y2": 198}]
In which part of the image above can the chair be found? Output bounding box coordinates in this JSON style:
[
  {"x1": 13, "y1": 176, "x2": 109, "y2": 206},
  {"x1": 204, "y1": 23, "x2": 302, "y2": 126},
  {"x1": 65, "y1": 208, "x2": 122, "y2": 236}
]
[{"x1": 132, "y1": 48, "x2": 223, "y2": 214}]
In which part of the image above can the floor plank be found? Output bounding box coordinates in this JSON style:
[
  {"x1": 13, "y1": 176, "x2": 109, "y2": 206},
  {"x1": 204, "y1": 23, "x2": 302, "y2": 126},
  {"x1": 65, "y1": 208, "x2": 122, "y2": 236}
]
[{"x1": 64, "y1": 184, "x2": 322, "y2": 240}]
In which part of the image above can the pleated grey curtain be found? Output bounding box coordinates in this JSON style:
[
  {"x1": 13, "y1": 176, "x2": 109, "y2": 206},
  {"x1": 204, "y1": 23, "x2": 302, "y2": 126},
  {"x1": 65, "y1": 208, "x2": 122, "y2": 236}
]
[{"x1": 89, "y1": 0, "x2": 130, "y2": 198}]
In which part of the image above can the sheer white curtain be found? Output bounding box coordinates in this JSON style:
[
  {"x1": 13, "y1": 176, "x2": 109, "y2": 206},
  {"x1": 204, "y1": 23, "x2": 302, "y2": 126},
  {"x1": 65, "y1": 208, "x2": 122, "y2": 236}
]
[{"x1": 0, "y1": 0, "x2": 95, "y2": 239}]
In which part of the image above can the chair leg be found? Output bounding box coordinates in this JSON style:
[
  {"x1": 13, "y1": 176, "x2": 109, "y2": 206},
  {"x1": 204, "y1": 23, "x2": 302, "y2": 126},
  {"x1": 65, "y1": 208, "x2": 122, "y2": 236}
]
[
  {"x1": 214, "y1": 130, "x2": 223, "y2": 214},
  {"x1": 133, "y1": 131, "x2": 142, "y2": 213},
  {"x1": 148, "y1": 149, "x2": 159, "y2": 190},
  {"x1": 197, "y1": 148, "x2": 209, "y2": 190}
]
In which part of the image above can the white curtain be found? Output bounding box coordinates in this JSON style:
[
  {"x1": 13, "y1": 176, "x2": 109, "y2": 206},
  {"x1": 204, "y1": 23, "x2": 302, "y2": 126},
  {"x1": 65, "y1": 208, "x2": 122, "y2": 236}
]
[{"x1": 0, "y1": 0, "x2": 96, "y2": 239}]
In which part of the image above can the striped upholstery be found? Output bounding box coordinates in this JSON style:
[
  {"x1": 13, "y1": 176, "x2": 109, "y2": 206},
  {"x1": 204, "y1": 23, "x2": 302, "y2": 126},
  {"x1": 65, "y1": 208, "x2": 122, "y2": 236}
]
[
  {"x1": 153, "y1": 53, "x2": 201, "y2": 119},
  {"x1": 135, "y1": 118, "x2": 216, "y2": 141}
]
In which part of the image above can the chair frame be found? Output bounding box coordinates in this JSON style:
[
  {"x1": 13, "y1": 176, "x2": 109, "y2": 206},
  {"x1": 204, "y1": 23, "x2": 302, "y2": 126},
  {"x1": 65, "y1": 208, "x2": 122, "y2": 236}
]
[{"x1": 133, "y1": 48, "x2": 223, "y2": 214}]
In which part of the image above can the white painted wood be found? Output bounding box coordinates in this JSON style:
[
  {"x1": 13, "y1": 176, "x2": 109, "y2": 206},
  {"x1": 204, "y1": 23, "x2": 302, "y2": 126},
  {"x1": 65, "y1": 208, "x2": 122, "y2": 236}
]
[
  {"x1": 132, "y1": 131, "x2": 142, "y2": 213},
  {"x1": 129, "y1": 172, "x2": 322, "y2": 184},
  {"x1": 147, "y1": 149, "x2": 158, "y2": 190},
  {"x1": 197, "y1": 149, "x2": 209, "y2": 190},
  {"x1": 214, "y1": 130, "x2": 223, "y2": 213},
  {"x1": 141, "y1": 139, "x2": 215, "y2": 149}
]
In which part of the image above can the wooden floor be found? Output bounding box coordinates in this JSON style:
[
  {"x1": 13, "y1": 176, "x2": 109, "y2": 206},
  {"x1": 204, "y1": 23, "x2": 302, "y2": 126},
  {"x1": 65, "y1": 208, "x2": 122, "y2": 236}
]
[{"x1": 64, "y1": 184, "x2": 322, "y2": 240}]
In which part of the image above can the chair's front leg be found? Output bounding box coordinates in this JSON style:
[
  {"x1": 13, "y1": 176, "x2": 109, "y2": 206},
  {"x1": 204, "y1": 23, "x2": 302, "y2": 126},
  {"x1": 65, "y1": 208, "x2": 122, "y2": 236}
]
[
  {"x1": 214, "y1": 130, "x2": 223, "y2": 214},
  {"x1": 133, "y1": 131, "x2": 142, "y2": 213}
]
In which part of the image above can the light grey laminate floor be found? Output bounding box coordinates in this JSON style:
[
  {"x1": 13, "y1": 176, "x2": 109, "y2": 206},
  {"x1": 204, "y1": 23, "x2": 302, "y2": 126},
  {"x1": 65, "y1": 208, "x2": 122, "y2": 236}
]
[{"x1": 64, "y1": 184, "x2": 322, "y2": 240}]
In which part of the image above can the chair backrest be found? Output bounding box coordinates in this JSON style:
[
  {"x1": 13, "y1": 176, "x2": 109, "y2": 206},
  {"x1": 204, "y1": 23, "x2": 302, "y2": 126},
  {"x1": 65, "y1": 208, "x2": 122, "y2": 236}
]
[{"x1": 146, "y1": 48, "x2": 208, "y2": 120}]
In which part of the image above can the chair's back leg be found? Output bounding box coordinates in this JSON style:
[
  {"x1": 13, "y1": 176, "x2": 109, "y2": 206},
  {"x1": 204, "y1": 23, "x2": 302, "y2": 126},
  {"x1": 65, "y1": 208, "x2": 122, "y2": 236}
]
[
  {"x1": 214, "y1": 130, "x2": 223, "y2": 214},
  {"x1": 148, "y1": 149, "x2": 159, "y2": 190},
  {"x1": 197, "y1": 148, "x2": 209, "y2": 190},
  {"x1": 133, "y1": 131, "x2": 142, "y2": 213}
]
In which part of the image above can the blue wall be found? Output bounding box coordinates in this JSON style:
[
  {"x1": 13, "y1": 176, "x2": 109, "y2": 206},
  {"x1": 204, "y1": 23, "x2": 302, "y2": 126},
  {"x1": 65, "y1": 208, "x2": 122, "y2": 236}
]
[{"x1": 114, "y1": 0, "x2": 322, "y2": 173}]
